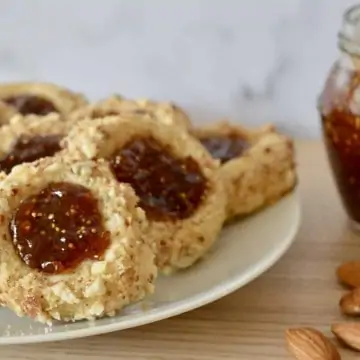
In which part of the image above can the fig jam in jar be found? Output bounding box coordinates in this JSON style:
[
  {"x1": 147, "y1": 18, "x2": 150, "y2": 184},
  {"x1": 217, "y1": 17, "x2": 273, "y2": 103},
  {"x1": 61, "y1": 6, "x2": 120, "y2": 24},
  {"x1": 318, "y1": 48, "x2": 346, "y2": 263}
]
[{"x1": 319, "y1": 5, "x2": 360, "y2": 229}]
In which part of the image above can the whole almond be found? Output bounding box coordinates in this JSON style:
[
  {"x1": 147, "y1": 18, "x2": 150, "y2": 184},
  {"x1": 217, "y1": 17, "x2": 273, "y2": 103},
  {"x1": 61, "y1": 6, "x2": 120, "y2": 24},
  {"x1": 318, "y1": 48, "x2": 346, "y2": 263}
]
[
  {"x1": 285, "y1": 327, "x2": 341, "y2": 360},
  {"x1": 339, "y1": 288, "x2": 360, "y2": 316},
  {"x1": 337, "y1": 261, "x2": 360, "y2": 288},
  {"x1": 332, "y1": 323, "x2": 360, "y2": 351}
]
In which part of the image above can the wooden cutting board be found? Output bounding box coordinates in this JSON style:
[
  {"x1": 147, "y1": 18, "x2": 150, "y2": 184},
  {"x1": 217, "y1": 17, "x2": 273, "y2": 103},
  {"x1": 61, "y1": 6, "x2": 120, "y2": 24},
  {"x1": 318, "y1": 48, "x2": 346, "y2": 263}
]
[{"x1": 2, "y1": 139, "x2": 359, "y2": 359}]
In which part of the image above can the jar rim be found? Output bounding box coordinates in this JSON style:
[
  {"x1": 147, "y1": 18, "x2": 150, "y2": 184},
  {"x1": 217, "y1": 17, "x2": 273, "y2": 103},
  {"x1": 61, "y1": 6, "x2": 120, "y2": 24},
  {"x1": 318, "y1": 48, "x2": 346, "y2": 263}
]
[
  {"x1": 339, "y1": 4, "x2": 360, "y2": 56},
  {"x1": 343, "y1": 4, "x2": 360, "y2": 25}
]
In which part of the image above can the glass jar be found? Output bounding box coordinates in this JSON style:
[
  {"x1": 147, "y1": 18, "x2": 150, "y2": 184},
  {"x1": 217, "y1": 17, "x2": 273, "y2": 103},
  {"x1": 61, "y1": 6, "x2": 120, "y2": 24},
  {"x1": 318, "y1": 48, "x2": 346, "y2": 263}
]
[{"x1": 318, "y1": 4, "x2": 360, "y2": 230}]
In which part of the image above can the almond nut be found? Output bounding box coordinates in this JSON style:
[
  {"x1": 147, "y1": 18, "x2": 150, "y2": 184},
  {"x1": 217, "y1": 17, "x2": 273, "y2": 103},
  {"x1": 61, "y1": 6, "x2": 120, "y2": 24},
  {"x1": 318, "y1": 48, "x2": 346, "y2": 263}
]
[
  {"x1": 337, "y1": 261, "x2": 360, "y2": 288},
  {"x1": 285, "y1": 327, "x2": 341, "y2": 360},
  {"x1": 332, "y1": 323, "x2": 360, "y2": 352},
  {"x1": 339, "y1": 288, "x2": 360, "y2": 316}
]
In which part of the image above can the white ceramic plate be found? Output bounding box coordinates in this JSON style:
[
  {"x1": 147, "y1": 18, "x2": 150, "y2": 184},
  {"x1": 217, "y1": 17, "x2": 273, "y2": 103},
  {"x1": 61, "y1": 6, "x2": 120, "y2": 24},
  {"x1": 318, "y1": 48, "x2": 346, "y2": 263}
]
[{"x1": 0, "y1": 191, "x2": 300, "y2": 345}]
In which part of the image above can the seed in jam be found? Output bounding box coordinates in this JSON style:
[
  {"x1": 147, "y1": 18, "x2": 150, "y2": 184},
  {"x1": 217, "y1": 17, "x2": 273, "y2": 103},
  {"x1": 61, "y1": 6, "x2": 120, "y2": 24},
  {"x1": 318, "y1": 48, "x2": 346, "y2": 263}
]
[
  {"x1": 0, "y1": 134, "x2": 62, "y2": 174},
  {"x1": 320, "y1": 64, "x2": 360, "y2": 223},
  {"x1": 109, "y1": 136, "x2": 207, "y2": 221},
  {"x1": 199, "y1": 134, "x2": 249, "y2": 164},
  {"x1": 3, "y1": 95, "x2": 58, "y2": 115},
  {"x1": 9, "y1": 182, "x2": 110, "y2": 274}
]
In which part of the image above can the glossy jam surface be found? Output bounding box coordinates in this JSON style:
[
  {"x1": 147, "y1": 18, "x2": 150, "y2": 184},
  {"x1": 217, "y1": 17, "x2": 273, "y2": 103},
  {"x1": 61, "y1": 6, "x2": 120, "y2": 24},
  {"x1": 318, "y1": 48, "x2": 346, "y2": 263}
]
[
  {"x1": 9, "y1": 182, "x2": 110, "y2": 274},
  {"x1": 4, "y1": 95, "x2": 58, "y2": 115},
  {"x1": 109, "y1": 137, "x2": 207, "y2": 221},
  {"x1": 199, "y1": 134, "x2": 249, "y2": 163},
  {"x1": 320, "y1": 61, "x2": 360, "y2": 222},
  {"x1": 0, "y1": 134, "x2": 62, "y2": 174}
]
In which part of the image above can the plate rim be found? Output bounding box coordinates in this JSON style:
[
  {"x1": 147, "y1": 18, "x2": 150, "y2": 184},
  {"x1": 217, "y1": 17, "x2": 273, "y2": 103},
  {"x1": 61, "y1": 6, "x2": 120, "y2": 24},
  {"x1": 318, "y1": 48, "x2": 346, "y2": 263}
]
[{"x1": 0, "y1": 191, "x2": 301, "y2": 345}]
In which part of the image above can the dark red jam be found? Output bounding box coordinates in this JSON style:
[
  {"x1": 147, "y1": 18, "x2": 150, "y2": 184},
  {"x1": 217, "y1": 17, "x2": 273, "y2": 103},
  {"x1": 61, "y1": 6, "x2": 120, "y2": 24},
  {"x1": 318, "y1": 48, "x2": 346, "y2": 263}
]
[
  {"x1": 0, "y1": 134, "x2": 62, "y2": 174},
  {"x1": 109, "y1": 136, "x2": 207, "y2": 221},
  {"x1": 9, "y1": 182, "x2": 110, "y2": 274},
  {"x1": 320, "y1": 63, "x2": 360, "y2": 222},
  {"x1": 4, "y1": 95, "x2": 58, "y2": 115},
  {"x1": 199, "y1": 134, "x2": 249, "y2": 163}
]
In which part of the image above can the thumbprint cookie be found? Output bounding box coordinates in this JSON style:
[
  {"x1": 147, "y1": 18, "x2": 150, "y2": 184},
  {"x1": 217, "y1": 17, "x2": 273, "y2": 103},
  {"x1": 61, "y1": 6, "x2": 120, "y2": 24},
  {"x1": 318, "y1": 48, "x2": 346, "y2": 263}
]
[
  {"x1": 0, "y1": 158, "x2": 157, "y2": 323},
  {"x1": 192, "y1": 121, "x2": 297, "y2": 220},
  {"x1": 63, "y1": 115, "x2": 226, "y2": 273}
]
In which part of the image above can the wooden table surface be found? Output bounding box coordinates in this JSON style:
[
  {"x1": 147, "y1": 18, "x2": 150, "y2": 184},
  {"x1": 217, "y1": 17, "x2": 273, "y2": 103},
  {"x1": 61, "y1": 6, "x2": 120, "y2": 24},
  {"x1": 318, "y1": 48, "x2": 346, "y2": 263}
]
[{"x1": 2, "y1": 139, "x2": 360, "y2": 359}]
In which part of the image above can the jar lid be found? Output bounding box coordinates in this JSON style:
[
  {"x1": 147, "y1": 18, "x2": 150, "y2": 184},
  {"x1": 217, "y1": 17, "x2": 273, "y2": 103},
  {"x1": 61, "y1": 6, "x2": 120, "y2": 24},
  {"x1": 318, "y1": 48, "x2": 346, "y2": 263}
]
[{"x1": 339, "y1": 4, "x2": 360, "y2": 56}]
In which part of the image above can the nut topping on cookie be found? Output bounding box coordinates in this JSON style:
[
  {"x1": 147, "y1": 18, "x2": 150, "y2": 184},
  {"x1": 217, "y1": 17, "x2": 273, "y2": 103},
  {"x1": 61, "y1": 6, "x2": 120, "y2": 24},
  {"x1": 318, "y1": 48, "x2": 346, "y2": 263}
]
[
  {"x1": 3, "y1": 95, "x2": 58, "y2": 116},
  {"x1": 199, "y1": 134, "x2": 250, "y2": 163},
  {"x1": 0, "y1": 134, "x2": 62, "y2": 174},
  {"x1": 9, "y1": 181, "x2": 110, "y2": 274},
  {"x1": 70, "y1": 95, "x2": 191, "y2": 130},
  {"x1": 109, "y1": 136, "x2": 208, "y2": 221}
]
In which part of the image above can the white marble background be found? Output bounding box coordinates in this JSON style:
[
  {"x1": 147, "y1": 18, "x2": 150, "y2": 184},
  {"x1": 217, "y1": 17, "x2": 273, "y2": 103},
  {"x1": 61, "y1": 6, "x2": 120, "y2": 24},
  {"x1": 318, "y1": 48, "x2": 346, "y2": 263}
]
[{"x1": 0, "y1": 0, "x2": 357, "y2": 137}]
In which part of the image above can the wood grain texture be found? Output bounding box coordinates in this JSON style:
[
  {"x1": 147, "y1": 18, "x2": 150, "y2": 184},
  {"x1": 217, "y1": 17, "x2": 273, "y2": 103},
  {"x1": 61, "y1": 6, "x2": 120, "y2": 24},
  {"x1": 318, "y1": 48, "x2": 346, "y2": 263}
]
[{"x1": 2, "y1": 139, "x2": 360, "y2": 359}]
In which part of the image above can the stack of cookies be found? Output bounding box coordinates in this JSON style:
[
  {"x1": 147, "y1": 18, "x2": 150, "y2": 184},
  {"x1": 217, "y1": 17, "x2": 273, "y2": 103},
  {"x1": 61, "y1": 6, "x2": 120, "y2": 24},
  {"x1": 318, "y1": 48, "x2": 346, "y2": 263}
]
[{"x1": 0, "y1": 82, "x2": 297, "y2": 323}]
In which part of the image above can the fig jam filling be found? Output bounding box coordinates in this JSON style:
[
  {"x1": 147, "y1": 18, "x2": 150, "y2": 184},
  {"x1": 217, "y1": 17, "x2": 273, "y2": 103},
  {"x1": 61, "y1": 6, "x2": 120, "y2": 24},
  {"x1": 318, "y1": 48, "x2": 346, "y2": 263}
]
[
  {"x1": 199, "y1": 134, "x2": 249, "y2": 164},
  {"x1": 109, "y1": 136, "x2": 207, "y2": 221},
  {"x1": 320, "y1": 65, "x2": 360, "y2": 222},
  {"x1": 3, "y1": 95, "x2": 58, "y2": 115},
  {"x1": 0, "y1": 134, "x2": 63, "y2": 174},
  {"x1": 9, "y1": 182, "x2": 110, "y2": 274}
]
